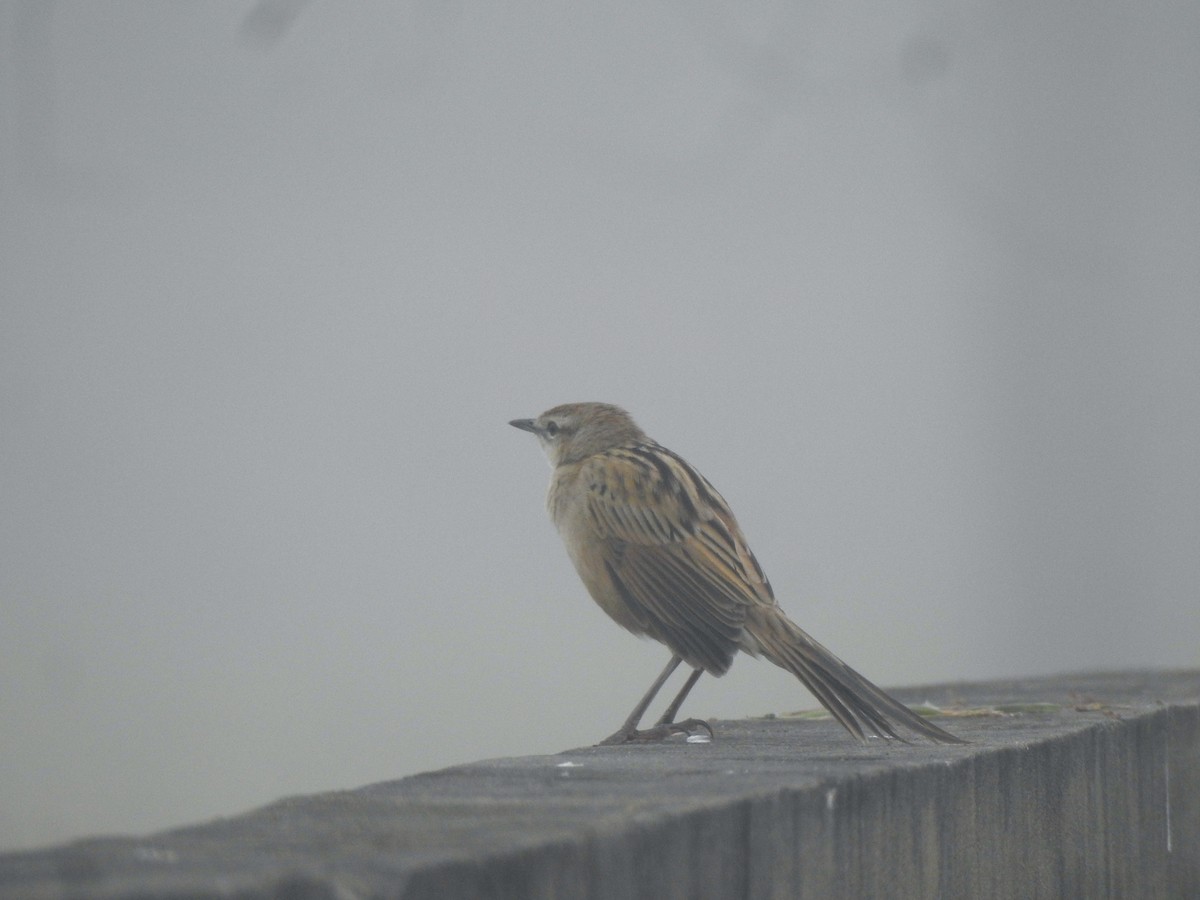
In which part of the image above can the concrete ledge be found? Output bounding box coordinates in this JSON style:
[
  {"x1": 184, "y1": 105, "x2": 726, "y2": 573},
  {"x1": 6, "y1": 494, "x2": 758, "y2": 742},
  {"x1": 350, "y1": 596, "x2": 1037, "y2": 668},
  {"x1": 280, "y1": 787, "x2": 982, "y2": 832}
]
[{"x1": 2, "y1": 670, "x2": 1197, "y2": 899}]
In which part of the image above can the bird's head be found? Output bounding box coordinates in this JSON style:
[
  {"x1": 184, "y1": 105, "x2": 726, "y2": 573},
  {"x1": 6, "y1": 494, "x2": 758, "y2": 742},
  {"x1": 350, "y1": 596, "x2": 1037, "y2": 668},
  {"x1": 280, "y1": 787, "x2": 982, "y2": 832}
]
[{"x1": 509, "y1": 402, "x2": 646, "y2": 466}]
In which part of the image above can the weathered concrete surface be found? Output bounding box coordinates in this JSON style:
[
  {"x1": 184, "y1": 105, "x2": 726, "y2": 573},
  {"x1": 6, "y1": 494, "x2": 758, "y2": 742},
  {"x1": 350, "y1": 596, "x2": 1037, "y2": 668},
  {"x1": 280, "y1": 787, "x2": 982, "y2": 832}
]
[{"x1": 2, "y1": 670, "x2": 1196, "y2": 899}]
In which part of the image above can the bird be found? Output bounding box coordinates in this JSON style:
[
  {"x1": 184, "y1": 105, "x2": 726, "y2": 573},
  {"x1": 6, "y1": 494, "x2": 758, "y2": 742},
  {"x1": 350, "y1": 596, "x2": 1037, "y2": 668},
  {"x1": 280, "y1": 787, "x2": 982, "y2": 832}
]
[{"x1": 510, "y1": 402, "x2": 964, "y2": 746}]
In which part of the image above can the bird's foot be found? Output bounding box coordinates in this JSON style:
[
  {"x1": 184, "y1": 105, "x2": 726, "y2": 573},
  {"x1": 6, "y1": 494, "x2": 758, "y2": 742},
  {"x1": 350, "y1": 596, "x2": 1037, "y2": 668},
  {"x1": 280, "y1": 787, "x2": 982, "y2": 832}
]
[{"x1": 597, "y1": 717, "x2": 714, "y2": 746}]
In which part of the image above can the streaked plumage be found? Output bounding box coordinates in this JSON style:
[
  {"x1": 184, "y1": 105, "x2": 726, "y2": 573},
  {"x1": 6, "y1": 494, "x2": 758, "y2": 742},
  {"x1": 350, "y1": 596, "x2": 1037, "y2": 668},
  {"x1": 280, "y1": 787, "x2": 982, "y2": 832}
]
[{"x1": 511, "y1": 402, "x2": 964, "y2": 745}]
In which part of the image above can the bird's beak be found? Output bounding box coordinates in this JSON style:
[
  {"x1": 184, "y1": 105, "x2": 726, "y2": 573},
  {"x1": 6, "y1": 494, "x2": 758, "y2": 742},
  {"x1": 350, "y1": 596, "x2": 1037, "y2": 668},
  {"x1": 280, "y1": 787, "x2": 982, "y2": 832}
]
[{"x1": 509, "y1": 418, "x2": 539, "y2": 434}]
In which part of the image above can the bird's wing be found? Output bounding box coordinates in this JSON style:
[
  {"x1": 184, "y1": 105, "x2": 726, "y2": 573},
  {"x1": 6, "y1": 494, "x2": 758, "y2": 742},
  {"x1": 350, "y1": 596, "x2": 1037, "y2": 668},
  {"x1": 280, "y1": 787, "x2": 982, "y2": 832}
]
[{"x1": 578, "y1": 443, "x2": 774, "y2": 672}]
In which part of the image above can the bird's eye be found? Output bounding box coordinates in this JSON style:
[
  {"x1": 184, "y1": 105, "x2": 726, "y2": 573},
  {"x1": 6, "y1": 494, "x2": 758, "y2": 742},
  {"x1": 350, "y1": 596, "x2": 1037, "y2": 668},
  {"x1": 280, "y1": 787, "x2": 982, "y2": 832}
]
[{"x1": 544, "y1": 421, "x2": 559, "y2": 437}]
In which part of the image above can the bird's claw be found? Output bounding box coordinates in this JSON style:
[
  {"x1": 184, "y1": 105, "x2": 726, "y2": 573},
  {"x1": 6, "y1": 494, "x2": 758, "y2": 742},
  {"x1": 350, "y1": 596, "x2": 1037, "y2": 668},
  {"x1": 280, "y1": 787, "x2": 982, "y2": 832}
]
[{"x1": 598, "y1": 717, "x2": 714, "y2": 746}]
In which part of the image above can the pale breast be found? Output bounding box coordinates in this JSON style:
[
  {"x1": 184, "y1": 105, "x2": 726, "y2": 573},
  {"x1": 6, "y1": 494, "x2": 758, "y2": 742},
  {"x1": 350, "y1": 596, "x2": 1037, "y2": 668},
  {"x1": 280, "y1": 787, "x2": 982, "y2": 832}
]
[{"x1": 547, "y1": 463, "x2": 651, "y2": 636}]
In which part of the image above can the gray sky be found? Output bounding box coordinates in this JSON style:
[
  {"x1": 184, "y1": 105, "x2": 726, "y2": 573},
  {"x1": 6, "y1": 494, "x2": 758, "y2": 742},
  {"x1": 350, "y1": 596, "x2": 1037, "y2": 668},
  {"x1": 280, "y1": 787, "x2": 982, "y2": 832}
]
[{"x1": 2, "y1": 1, "x2": 1197, "y2": 851}]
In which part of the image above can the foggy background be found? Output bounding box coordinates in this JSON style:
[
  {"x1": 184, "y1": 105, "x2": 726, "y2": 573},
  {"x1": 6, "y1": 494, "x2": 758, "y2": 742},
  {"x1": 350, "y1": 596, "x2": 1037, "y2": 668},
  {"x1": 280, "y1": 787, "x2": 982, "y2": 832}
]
[{"x1": 2, "y1": 1, "x2": 1197, "y2": 851}]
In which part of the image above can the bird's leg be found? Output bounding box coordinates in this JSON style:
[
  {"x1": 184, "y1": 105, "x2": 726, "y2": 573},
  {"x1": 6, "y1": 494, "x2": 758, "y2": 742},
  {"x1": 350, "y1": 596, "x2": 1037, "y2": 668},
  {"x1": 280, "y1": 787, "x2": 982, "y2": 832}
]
[
  {"x1": 599, "y1": 656, "x2": 713, "y2": 745},
  {"x1": 654, "y1": 666, "x2": 704, "y2": 726},
  {"x1": 598, "y1": 655, "x2": 680, "y2": 745}
]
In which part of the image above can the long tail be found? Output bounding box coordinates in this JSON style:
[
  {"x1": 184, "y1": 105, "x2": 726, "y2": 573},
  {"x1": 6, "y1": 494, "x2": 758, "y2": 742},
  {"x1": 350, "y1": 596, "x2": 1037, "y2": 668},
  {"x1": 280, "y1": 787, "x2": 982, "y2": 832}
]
[{"x1": 746, "y1": 605, "x2": 966, "y2": 744}]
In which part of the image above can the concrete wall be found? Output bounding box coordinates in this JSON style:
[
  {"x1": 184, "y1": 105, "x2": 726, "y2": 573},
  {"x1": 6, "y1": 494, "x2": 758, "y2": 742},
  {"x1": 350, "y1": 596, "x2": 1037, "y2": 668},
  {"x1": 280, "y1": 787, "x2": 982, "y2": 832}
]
[{"x1": 1, "y1": 670, "x2": 1196, "y2": 899}]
